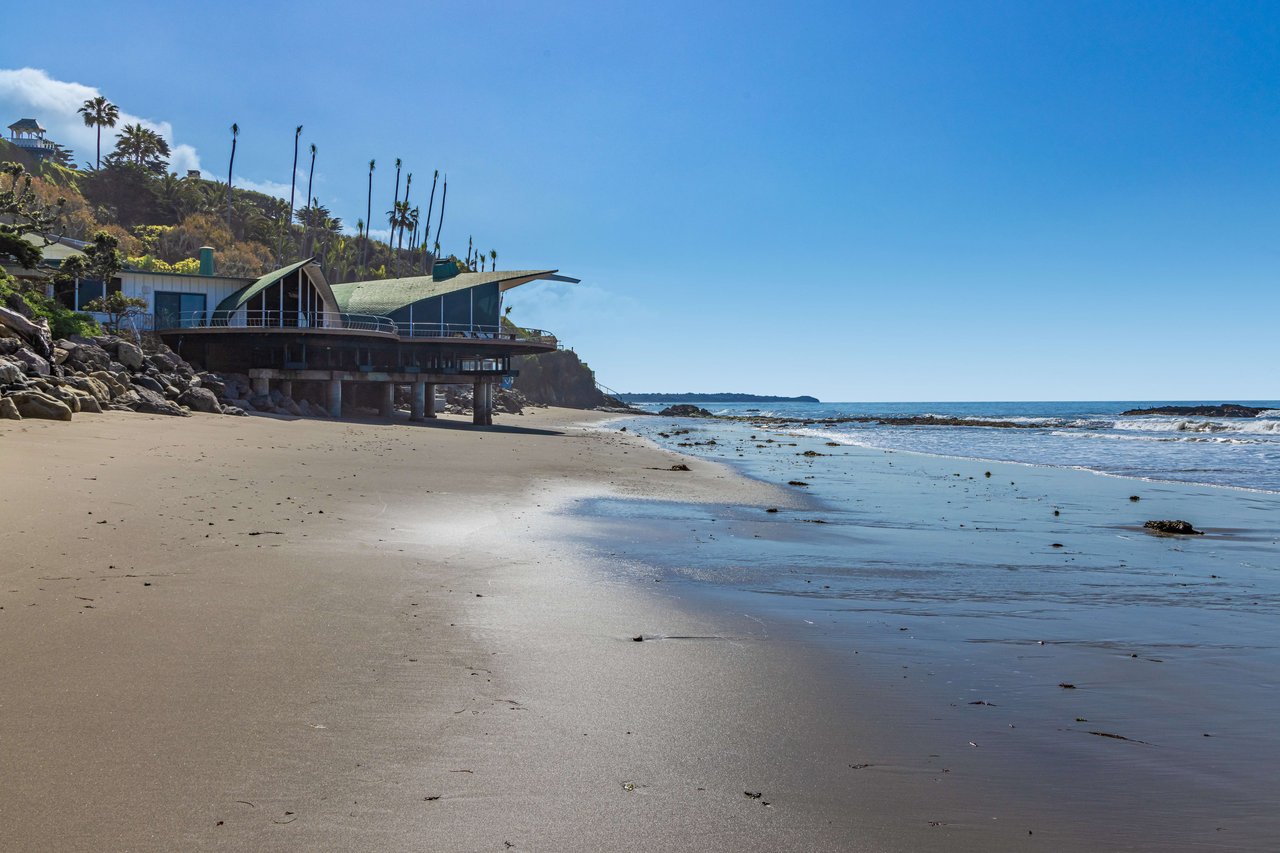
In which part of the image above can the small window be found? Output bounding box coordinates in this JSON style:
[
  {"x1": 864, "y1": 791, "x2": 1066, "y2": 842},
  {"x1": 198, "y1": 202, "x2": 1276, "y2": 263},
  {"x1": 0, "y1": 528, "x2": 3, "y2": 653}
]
[{"x1": 75, "y1": 280, "x2": 106, "y2": 311}]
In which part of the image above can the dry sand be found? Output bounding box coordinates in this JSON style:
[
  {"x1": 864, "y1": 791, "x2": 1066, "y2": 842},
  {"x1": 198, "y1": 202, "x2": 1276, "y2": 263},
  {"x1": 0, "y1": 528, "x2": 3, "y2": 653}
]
[{"x1": 2, "y1": 408, "x2": 1050, "y2": 851}]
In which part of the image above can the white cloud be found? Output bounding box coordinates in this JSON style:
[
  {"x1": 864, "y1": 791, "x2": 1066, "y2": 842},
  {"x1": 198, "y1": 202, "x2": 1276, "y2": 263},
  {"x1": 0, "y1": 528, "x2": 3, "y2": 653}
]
[
  {"x1": 233, "y1": 176, "x2": 292, "y2": 200},
  {"x1": 0, "y1": 67, "x2": 202, "y2": 172}
]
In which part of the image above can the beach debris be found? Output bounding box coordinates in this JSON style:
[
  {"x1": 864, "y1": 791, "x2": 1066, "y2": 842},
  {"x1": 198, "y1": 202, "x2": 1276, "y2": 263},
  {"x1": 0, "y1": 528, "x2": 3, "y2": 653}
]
[
  {"x1": 622, "y1": 781, "x2": 640, "y2": 792},
  {"x1": 670, "y1": 463, "x2": 691, "y2": 471},
  {"x1": 787, "y1": 480, "x2": 809, "y2": 487},
  {"x1": 1051, "y1": 543, "x2": 1064, "y2": 548},
  {"x1": 984, "y1": 471, "x2": 992, "y2": 477},
  {"x1": 765, "y1": 507, "x2": 779, "y2": 513},
  {"x1": 800, "y1": 450, "x2": 824, "y2": 457},
  {"x1": 825, "y1": 441, "x2": 840, "y2": 446},
  {"x1": 1087, "y1": 731, "x2": 1151, "y2": 745},
  {"x1": 1130, "y1": 495, "x2": 1141, "y2": 501},
  {"x1": 969, "y1": 700, "x2": 996, "y2": 706},
  {"x1": 744, "y1": 791, "x2": 762, "y2": 799},
  {"x1": 632, "y1": 635, "x2": 645, "y2": 642},
  {"x1": 1058, "y1": 682, "x2": 1077, "y2": 689},
  {"x1": 1053, "y1": 510, "x2": 1060, "y2": 516},
  {"x1": 848, "y1": 763, "x2": 876, "y2": 770},
  {"x1": 1144, "y1": 519, "x2": 1203, "y2": 535},
  {"x1": 424, "y1": 796, "x2": 440, "y2": 801}
]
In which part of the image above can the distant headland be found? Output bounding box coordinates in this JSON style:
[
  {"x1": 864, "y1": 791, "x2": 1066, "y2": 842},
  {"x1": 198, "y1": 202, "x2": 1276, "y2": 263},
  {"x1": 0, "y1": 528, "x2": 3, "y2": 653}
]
[{"x1": 617, "y1": 393, "x2": 820, "y2": 404}]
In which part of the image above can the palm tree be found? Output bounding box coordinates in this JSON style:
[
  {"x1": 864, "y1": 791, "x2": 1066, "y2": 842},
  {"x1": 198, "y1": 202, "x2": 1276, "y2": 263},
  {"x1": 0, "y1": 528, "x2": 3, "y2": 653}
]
[
  {"x1": 303, "y1": 143, "x2": 316, "y2": 256},
  {"x1": 282, "y1": 124, "x2": 302, "y2": 264},
  {"x1": 420, "y1": 170, "x2": 439, "y2": 273},
  {"x1": 362, "y1": 159, "x2": 375, "y2": 273},
  {"x1": 395, "y1": 172, "x2": 413, "y2": 275},
  {"x1": 226, "y1": 123, "x2": 239, "y2": 235},
  {"x1": 489, "y1": 249, "x2": 497, "y2": 272},
  {"x1": 388, "y1": 158, "x2": 402, "y2": 265},
  {"x1": 431, "y1": 175, "x2": 447, "y2": 257},
  {"x1": 466, "y1": 235, "x2": 473, "y2": 267},
  {"x1": 78, "y1": 96, "x2": 119, "y2": 170}
]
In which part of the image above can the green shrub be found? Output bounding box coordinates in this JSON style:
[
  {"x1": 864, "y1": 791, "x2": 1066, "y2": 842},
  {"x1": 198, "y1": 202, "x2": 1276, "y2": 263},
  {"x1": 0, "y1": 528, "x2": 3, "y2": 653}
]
[{"x1": 0, "y1": 273, "x2": 100, "y2": 340}]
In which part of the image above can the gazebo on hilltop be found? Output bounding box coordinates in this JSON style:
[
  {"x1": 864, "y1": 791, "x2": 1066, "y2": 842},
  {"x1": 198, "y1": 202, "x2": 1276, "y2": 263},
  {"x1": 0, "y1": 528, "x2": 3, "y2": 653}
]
[{"x1": 7, "y1": 118, "x2": 58, "y2": 159}]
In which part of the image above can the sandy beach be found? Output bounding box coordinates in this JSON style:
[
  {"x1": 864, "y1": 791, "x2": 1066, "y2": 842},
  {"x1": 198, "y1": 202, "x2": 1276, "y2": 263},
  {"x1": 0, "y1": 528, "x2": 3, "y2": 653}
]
[
  {"x1": 0, "y1": 408, "x2": 1012, "y2": 852},
  {"x1": 4, "y1": 407, "x2": 1274, "y2": 851}
]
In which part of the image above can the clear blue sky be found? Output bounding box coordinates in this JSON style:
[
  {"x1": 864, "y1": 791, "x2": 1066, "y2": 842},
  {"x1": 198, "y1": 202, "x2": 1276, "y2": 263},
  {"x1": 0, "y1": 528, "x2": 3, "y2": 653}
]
[{"x1": 4, "y1": 0, "x2": 1278, "y2": 400}]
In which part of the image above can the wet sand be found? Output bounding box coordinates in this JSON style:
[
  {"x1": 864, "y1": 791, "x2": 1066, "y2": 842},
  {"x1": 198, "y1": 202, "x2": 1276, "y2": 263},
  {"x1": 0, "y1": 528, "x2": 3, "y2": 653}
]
[
  {"x1": 1, "y1": 408, "x2": 1047, "y2": 852},
  {"x1": 595, "y1": 415, "x2": 1280, "y2": 851}
]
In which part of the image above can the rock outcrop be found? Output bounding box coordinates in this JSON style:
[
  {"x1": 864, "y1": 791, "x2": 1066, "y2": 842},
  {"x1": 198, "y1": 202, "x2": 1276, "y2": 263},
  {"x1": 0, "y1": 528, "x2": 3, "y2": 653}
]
[
  {"x1": 1121, "y1": 404, "x2": 1266, "y2": 418},
  {"x1": 1144, "y1": 520, "x2": 1204, "y2": 535},
  {"x1": 658, "y1": 404, "x2": 715, "y2": 418}
]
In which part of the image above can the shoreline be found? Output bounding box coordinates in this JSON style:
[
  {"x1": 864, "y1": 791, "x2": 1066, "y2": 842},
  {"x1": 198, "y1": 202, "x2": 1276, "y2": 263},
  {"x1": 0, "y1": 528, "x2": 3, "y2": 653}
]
[
  {"x1": 4, "y1": 407, "x2": 1274, "y2": 850},
  {"x1": 589, "y1": 413, "x2": 1280, "y2": 850}
]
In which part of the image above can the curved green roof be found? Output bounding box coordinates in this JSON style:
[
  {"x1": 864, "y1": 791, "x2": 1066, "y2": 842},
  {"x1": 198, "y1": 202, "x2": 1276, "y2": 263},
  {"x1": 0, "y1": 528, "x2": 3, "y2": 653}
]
[
  {"x1": 330, "y1": 270, "x2": 557, "y2": 316},
  {"x1": 215, "y1": 258, "x2": 322, "y2": 312}
]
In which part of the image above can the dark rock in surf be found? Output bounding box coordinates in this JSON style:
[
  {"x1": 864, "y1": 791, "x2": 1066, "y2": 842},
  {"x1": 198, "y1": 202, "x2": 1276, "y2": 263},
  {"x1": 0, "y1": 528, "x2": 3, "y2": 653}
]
[
  {"x1": 1143, "y1": 519, "x2": 1204, "y2": 536},
  {"x1": 658, "y1": 404, "x2": 714, "y2": 418},
  {"x1": 1120, "y1": 404, "x2": 1265, "y2": 418}
]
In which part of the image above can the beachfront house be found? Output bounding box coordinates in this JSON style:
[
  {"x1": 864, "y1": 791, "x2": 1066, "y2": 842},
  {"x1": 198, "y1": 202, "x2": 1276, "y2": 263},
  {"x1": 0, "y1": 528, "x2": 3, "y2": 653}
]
[{"x1": 11, "y1": 239, "x2": 572, "y2": 424}]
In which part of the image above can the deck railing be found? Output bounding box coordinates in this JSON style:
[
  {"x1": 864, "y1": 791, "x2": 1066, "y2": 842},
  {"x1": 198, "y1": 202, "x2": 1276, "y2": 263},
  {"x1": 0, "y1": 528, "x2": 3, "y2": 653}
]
[
  {"x1": 163, "y1": 310, "x2": 399, "y2": 335},
  {"x1": 399, "y1": 322, "x2": 558, "y2": 346},
  {"x1": 154, "y1": 311, "x2": 557, "y2": 346}
]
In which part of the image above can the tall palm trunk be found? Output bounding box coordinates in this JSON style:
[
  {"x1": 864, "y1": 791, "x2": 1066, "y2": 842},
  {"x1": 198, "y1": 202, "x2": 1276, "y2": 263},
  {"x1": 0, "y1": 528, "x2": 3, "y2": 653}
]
[
  {"x1": 362, "y1": 159, "x2": 375, "y2": 274},
  {"x1": 389, "y1": 158, "x2": 402, "y2": 273},
  {"x1": 395, "y1": 172, "x2": 412, "y2": 277},
  {"x1": 95, "y1": 125, "x2": 102, "y2": 170},
  {"x1": 431, "y1": 176, "x2": 447, "y2": 259},
  {"x1": 281, "y1": 125, "x2": 302, "y2": 264},
  {"x1": 226, "y1": 123, "x2": 239, "y2": 236},
  {"x1": 420, "y1": 170, "x2": 439, "y2": 273},
  {"x1": 303, "y1": 144, "x2": 316, "y2": 257}
]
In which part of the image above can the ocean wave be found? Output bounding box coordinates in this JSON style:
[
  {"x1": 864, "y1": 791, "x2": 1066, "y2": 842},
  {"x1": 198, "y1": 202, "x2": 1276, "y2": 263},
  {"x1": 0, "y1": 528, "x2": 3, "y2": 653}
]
[
  {"x1": 1108, "y1": 418, "x2": 1280, "y2": 435},
  {"x1": 1049, "y1": 430, "x2": 1260, "y2": 445}
]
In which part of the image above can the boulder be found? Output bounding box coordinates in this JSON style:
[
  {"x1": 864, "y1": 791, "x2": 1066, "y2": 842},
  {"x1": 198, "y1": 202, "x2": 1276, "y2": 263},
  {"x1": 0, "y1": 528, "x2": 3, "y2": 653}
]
[
  {"x1": 0, "y1": 305, "x2": 53, "y2": 357},
  {"x1": 222, "y1": 405, "x2": 248, "y2": 416},
  {"x1": 9, "y1": 390, "x2": 73, "y2": 421},
  {"x1": 0, "y1": 359, "x2": 23, "y2": 385},
  {"x1": 115, "y1": 341, "x2": 145, "y2": 370},
  {"x1": 52, "y1": 346, "x2": 71, "y2": 365},
  {"x1": 64, "y1": 374, "x2": 112, "y2": 403},
  {"x1": 13, "y1": 347, "x2": 51, "y2": 376},
  {"x1": 1144, "y1": 520, "x2": 1204, "y2": 536},
  {"x1": 178, "y1": 386, "x2": 222, "y2": 414},
  {"x1": 126, "y1": 385, "x2": 188, "y2": 417},
  {"x1": 64, "y1": 342, "x2": 112, "y2": 372},
  {"x1": 198, "y1": 373, "x2": 227, "y2": 398},
  {"x1": 148, "y1": 352, "x2": 181, "y2": 373},
  {"x1": 73, "y1": 392, "x2": 102, "y2": 414},
  {"x1": 0, "y1": 396, "x2": 20, "y2": 419},
  {"x1": 132, "y1": 375, "x2": 166, "y2": 396},
  {"x1": 90, "y1": 370, "x2": 129, "y2": 398},
  {"x1": 43, "y1": 385, "x2": 81, "y2": 413}
]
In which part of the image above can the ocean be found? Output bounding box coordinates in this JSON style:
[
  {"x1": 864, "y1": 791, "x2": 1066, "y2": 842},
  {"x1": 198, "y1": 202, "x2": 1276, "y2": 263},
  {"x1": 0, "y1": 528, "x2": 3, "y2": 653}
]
[
  {"x1": 626, "y1": 400, "x2": 1280, "y2": 492},
  {"x1": 569, "y1": 401, "x2": 1280, "y2": 848}
]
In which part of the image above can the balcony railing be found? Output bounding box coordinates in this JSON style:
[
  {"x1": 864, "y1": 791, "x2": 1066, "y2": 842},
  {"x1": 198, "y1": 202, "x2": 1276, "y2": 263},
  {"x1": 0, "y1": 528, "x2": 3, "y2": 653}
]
[
  {"x1": 152, "y1": 311, "x2": 557, "y2": 347},
  {"x1": 399, "y1": 322, "x2": 558, "y2": 346},
  {"x1": 162, "y1": 310, "x2": 399, "y2": 335}
]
